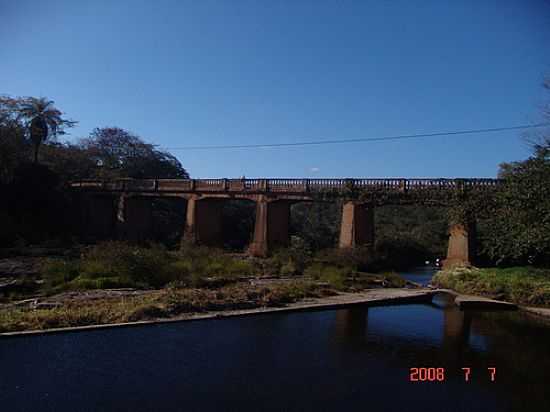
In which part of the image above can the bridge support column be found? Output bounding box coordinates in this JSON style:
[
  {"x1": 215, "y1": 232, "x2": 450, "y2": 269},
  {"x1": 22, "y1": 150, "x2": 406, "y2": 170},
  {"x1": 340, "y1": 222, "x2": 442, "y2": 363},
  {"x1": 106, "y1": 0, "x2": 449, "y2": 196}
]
[
  {"x1": 248, "y1": 197, "x2": 291, "y2": 257},
  {"x1": 338, "y1": 201, "x2": 375, "y2": 249},
  {"x1": 182, "y1": 195, "x2": 224, "y2": 247},
  {"x1": 82, "y1": 195, "x2": 116, "y2": 241},
  {"x1": 443, "y1": 221, "x2": 476, "y2": 269},
  {"x1": 116, "y1": 195, "x2": 153, "y2": 241}
]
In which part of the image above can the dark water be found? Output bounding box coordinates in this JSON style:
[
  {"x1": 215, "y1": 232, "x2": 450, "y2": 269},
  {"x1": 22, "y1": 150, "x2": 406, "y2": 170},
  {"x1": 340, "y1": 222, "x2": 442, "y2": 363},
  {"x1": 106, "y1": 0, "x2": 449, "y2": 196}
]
[
  {"x1": 400, "y1": 265, "x2": 439, "y2": 286},
  {"x1": 2, "y1": 287, "x2": 550, "y2": 411}
]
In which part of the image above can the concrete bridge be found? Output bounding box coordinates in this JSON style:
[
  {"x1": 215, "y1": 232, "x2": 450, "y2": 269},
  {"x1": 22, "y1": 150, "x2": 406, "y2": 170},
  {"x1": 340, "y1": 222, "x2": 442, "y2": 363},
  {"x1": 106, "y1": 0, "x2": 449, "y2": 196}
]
[{"x1": 70, "y1": 178, "x2": 501, "y2": 268}]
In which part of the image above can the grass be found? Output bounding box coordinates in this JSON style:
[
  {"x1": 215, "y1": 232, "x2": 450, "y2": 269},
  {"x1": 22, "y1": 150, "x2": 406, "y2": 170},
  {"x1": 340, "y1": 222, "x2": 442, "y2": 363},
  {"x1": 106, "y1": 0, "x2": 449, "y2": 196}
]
[
  {"x1": 0, "y1": 241, "x2": 412, "y2": 333},
  {"x1": 0, "y1": 280, "x2": 329, "y2": 333},
  {"x1": 38, "y1": 242, "x2": 406, "y2": 294},
  {"x1": 39, "y1": 242, "x2": 257, "y2": 293},
  {"x1": 432, "y1": 266, "x2": 550, "y2": 307}
]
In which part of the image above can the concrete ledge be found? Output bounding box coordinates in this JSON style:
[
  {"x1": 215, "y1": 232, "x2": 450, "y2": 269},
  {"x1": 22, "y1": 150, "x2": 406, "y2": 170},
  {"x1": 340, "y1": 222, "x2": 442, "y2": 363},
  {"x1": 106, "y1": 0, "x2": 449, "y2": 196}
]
[
  {"x1": 519, "y1": 306, "x2": 550, "y2": 322},
  {"x1": 454, "y1": 294, "x2": 517, "y2": 310},
  {"x1": 0, "y1": 288, "x2": 437, "y2": 338}
]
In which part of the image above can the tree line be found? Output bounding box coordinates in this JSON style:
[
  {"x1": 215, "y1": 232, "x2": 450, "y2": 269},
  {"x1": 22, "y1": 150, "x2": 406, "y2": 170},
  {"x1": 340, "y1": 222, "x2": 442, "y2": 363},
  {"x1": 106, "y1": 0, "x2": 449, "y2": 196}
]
[
  {"x1": 0, "y1": 96, "x2": 188, "y2": 246},
  {"x1": 1, "y1": 90, "x2": 549, "y2": 269}
]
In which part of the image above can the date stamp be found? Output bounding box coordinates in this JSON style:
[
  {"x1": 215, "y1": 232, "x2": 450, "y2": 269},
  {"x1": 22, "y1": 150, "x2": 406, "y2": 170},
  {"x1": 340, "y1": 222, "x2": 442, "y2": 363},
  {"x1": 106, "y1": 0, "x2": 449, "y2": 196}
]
[{"x1": 409, "y1": 367, "x2": 497, "y2": 382}]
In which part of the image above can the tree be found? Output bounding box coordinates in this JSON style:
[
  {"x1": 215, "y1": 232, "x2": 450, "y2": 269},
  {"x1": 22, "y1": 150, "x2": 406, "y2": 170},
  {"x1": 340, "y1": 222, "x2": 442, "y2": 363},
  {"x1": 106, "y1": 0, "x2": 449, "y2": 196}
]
[
  {"x1": 0, "y1": 96, "x2": 29, "y2": 183},
  {"x1": 482, "y1": 77, "x2": 550, "y2": 266},
  {"x1": 17, "y1": 97, "x2": 76, "y2": 163},
  {"x1": 80, "y1": 127, "x2": 189, "y2": 179}
]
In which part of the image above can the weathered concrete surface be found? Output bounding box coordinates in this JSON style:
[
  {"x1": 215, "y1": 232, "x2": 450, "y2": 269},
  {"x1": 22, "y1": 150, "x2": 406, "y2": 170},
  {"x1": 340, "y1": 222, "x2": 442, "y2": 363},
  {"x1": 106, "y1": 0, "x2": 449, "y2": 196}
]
[
  {"x1": 338, "y1": 201, "x2": 375, "y2": 249},
  {"x1": 440, "y1": 290, "x2": 518, "y2": 310},
  {"x1": 248, "y1": 198, "x2": 292, "y2": 257},
  {"x1": 84, "y1": 195, "x2": 116, "y2": 240},
  {"x1": 443, "y1": 222, "x2": 476, "y2": 269},
  {"x1": 183, "y1": 195, "x2": 224, "y2": 247},
  {"x1": 0, "y1": 288, "x2": 437, "y2": 337},
  {"x1": 117, "y1": 196, "x2": 153, "y2": 241},
  {"x1": 520, "y1": 306, "x2": 550, "y2": 321}
]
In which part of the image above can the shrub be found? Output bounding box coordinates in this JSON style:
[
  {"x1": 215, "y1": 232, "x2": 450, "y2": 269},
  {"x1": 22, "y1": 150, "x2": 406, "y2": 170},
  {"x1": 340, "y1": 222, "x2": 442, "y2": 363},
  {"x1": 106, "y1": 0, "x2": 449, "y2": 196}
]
[
  {"x1": 315, "y1": 246, "x2": 374, "y2": 272},
  {"x1": 42, "y1": 259, "x2": 80, "y2": 287},
  {"x1": 432, "y1": 267, "x2": 550, "y2": 306},
  {"x1": 67, "y1": 276, "x2": 135, "y2": 290},
  {"x1": 304, "y1": 262, "x2": 351, "y2": 290},
  {"x1": 81, "y1": 241, "x2": 174, "y2": 288},
  {"x1": 223, "y1": 259, "x2": 255, "y2": 277},
  {"x1": 270, "y1": 239, "x2": 313, "y2": 275},
  {"x1": 304, "y1": 263, "x2": 323, "y2": 279},
  {"x1": 319, "y1": 266, "x2": 349, "y2": 290}
]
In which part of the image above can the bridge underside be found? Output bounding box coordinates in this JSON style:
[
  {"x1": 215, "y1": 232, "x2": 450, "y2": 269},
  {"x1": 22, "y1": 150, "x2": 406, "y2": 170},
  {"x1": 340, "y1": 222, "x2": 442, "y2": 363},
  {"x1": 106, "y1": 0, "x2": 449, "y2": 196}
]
[{"x1": 73, "y1": 178, "x2": 491, "y2": 267}]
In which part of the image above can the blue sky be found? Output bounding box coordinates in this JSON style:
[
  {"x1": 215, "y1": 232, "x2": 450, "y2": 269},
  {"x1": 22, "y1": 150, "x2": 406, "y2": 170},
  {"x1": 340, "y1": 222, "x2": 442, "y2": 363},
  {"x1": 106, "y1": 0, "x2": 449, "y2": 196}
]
[{"x1": 2, "y1": 0, "x2": 549, "y2": 178}]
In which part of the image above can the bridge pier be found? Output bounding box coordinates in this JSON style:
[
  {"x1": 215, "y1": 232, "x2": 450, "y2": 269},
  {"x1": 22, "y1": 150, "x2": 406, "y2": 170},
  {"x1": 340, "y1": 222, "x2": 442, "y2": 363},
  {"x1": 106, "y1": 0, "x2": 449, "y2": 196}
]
[
  {"x1": 81, "y1": 194, "x2": 116, "y2": 241},
  {"x1": 116, "y1": 195, "x2": 153, "y2": 241},
  {"x1": 338, "y1": 201, "x2": 375, "y2": 249},
  {"x1": 183, "y1": 195, "x2": 224, "y2": 247},
  {"x1": 248, "y1": 197, "x2": 291, "y2": 257},
  {"x1": 443, "y1": 221, "x2": 476, "y2": 269}
]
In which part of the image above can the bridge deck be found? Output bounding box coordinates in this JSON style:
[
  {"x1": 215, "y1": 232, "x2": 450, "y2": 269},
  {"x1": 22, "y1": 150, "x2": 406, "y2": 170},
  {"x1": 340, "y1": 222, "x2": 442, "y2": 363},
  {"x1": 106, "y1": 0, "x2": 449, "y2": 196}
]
[{"x1": 70, "y1": 178, "x2": 500, "y2": 195}]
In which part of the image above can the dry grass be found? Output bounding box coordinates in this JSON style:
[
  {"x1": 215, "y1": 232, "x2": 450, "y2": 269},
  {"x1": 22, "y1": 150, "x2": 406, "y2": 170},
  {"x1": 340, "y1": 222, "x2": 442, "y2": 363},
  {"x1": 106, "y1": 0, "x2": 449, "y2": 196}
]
[
  {"x1": 432, "y1": 266, "x2": 550, "y2": 307},
  {"x1": 0, "y1": 280, "x2": 332, "y2": 333}
]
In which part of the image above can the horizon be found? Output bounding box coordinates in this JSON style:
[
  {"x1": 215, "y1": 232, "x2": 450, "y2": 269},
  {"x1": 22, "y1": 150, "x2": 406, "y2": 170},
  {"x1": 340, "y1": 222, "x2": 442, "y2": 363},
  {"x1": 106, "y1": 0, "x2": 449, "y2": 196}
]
[{"x1": 2, "y1": 0, "x2": 550, "y2": 178}]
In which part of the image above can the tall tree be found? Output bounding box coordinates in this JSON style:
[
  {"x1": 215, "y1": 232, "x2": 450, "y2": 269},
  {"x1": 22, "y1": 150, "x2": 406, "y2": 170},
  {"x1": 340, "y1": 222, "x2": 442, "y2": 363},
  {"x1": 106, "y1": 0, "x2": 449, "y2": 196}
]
[
  {"x1": 483, "y1": 77, "x2": 550, "y2": 266},
  {"x1": 0, "y1": 96, "x2": 28, "y2": 183},
  {"x1": 17, "y1": 97, "x2": 76, "y2": 163},
  {"x1": 80, "y1": 127, "x2": 189, "y2": 179}
]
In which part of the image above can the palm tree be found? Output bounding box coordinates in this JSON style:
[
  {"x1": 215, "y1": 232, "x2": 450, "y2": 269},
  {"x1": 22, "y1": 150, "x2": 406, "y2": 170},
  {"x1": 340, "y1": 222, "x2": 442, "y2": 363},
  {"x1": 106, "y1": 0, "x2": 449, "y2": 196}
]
[{"x1": 18, "y1": 97, "x2": 76, "y2": 163}]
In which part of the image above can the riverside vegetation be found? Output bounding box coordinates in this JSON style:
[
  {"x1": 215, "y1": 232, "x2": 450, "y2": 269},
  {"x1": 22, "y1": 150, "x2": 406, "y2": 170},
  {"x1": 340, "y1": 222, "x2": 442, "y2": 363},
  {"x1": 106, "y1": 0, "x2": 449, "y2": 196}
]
[
  {"x1": 433, "y1": 266, "x2": 550, "y2": 307},
  {"x1": 0, "y1": 241, "x2": 408, "y2": 333}
]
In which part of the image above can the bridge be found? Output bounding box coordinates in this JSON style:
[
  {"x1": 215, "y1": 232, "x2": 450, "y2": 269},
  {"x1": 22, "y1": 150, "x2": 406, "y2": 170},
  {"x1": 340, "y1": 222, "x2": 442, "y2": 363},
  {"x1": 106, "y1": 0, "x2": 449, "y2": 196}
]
[{"x1": 70, "y1": 178, "x2": 501, "y2": 268}]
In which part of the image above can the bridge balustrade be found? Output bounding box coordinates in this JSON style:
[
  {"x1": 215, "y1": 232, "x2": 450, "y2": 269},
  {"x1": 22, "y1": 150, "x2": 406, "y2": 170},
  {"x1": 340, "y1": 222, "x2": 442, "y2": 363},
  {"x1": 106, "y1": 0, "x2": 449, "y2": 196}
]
[
  {"x1": 70, "y1": 177, "x2": 501, "y2": 194},
  {"x1": 268, "y1": 179, "x2": 308, "y2": 192}
]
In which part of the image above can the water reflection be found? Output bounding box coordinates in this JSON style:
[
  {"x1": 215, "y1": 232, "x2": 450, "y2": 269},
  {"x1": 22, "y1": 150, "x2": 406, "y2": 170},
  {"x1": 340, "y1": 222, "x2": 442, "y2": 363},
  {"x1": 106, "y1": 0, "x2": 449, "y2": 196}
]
[
  {"x1": 1, "y1": 293, "x2": 550, "y2": 411},
  {"x1": 328, "y1": 298, "x2": 550, "y2": 411},
  {"x1": 334, "y1": 306, "x2": 369, "y2": 342}
]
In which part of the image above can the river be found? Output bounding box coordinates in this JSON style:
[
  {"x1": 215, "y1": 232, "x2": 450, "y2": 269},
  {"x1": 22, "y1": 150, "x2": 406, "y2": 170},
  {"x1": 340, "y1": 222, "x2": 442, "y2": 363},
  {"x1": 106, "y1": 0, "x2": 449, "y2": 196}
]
[{"x1": 1, "y1": 270, "x2": 550, "y2": 412}]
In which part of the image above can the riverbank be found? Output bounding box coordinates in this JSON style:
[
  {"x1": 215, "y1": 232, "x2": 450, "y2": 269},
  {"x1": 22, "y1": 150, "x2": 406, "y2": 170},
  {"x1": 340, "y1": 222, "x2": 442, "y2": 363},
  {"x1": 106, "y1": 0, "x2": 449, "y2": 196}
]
[
  {"x1": 0, "y1": 287, "x2": 436, "y2": 336},
  {"x1": 0, "y1": 270, "x2": 415, "y2": 335},
  {"x1": 0, "y1": 242, "x2": 418, "y2": 334},
  {"x1": 432, "y1": 266, "x2": 550, "y2": 307}
]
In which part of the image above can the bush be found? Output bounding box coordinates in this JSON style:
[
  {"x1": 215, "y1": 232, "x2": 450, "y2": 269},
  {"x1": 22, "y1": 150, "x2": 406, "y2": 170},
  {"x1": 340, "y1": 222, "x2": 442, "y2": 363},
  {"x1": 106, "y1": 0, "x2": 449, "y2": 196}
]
[
  {"x1": 304, "y1": 262, "x2": 351, "y2": 290},
  {"x1": 66, "y1": 276, "x2": 135, "y2": 290},
  {"x1": 432, "y1": 266, "x2": 550, "y2": 306},
  {"x1": 42, "y1": 259, "x2": 80, "y2": 287},
  {"x1": 80, "y1": 242, "x2": 172, "y2": 287},
  {"x1": 319, "y1": 266, "x2": 348, "y2": 290},
  {"x1": 315, "y1": 246, "x2": 374, "y2": 272}
]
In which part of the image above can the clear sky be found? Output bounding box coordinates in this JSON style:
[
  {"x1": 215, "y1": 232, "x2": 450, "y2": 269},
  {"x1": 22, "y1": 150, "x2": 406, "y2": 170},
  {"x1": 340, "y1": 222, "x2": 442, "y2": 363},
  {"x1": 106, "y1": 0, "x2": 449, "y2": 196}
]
[{"x1": 2, "y1": 0, "x2": 549, "y2": 178}]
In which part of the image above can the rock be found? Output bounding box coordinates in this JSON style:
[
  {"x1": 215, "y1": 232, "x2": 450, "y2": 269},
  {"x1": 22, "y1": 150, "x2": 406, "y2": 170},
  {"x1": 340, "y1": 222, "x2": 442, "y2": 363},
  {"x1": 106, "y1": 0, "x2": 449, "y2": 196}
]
[{"x1": 0, "y1": 258, "x2": 40, "y2": 277}]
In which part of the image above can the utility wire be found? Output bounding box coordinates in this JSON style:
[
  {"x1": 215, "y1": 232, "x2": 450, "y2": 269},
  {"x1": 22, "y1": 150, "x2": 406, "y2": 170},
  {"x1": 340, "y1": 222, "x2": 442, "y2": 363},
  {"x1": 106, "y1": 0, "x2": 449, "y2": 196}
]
[{"x1": 163, "y1": 123, "x2": 550, "y2": 151}]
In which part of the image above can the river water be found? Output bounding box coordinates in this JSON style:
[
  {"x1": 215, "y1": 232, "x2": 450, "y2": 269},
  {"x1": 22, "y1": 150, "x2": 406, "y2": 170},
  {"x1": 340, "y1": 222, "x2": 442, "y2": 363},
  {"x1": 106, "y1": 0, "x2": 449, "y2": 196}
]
[{"x1": 1, "y1": 271, "x2": 550, "y2": 412}]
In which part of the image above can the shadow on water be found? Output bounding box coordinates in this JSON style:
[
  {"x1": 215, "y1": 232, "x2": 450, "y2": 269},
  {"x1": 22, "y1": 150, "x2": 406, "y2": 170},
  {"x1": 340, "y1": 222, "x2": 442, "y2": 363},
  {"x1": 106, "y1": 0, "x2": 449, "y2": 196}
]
[{"x1": 1, "y1": 288, "x2": 550, "y2": 411}]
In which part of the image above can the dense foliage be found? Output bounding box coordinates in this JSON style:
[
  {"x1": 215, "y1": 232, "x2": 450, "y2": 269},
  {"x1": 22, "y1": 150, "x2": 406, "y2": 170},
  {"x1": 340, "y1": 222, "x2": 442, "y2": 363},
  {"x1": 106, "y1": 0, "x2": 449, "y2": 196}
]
[
  {"x1": 0, "y1": 95, "x2": 188, "y2": 247},
  {"x1": 480, "y1": 142, "x2": 550, "y2": 266}
]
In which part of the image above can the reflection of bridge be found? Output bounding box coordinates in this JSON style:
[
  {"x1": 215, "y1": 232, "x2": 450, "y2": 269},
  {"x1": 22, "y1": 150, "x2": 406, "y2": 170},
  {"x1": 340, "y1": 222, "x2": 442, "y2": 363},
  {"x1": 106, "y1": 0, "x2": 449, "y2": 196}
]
[{"x1": 71, "y1": 178, "x2": 501, "y2": 266}]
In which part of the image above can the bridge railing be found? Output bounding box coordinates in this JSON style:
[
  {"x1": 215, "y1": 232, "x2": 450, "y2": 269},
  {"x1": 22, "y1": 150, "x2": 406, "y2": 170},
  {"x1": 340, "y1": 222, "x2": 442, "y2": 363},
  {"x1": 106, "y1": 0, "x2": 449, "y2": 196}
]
[{"x1": 70, "y1": 177, "x2": 501, "y2": 194}]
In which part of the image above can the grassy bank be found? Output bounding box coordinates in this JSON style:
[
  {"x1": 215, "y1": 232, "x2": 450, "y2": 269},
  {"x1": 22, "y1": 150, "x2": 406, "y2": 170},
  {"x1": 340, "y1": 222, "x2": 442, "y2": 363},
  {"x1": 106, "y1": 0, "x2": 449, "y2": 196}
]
[
  {"x1": 432, "y1": 267, "x2": 550, "y2": 307},
  {"x1": 0, "y1": 242, "x2": 410, "y2": 333},
  {"x1": 0, "y1": 281, "x2": 326, "y2": 333}
]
